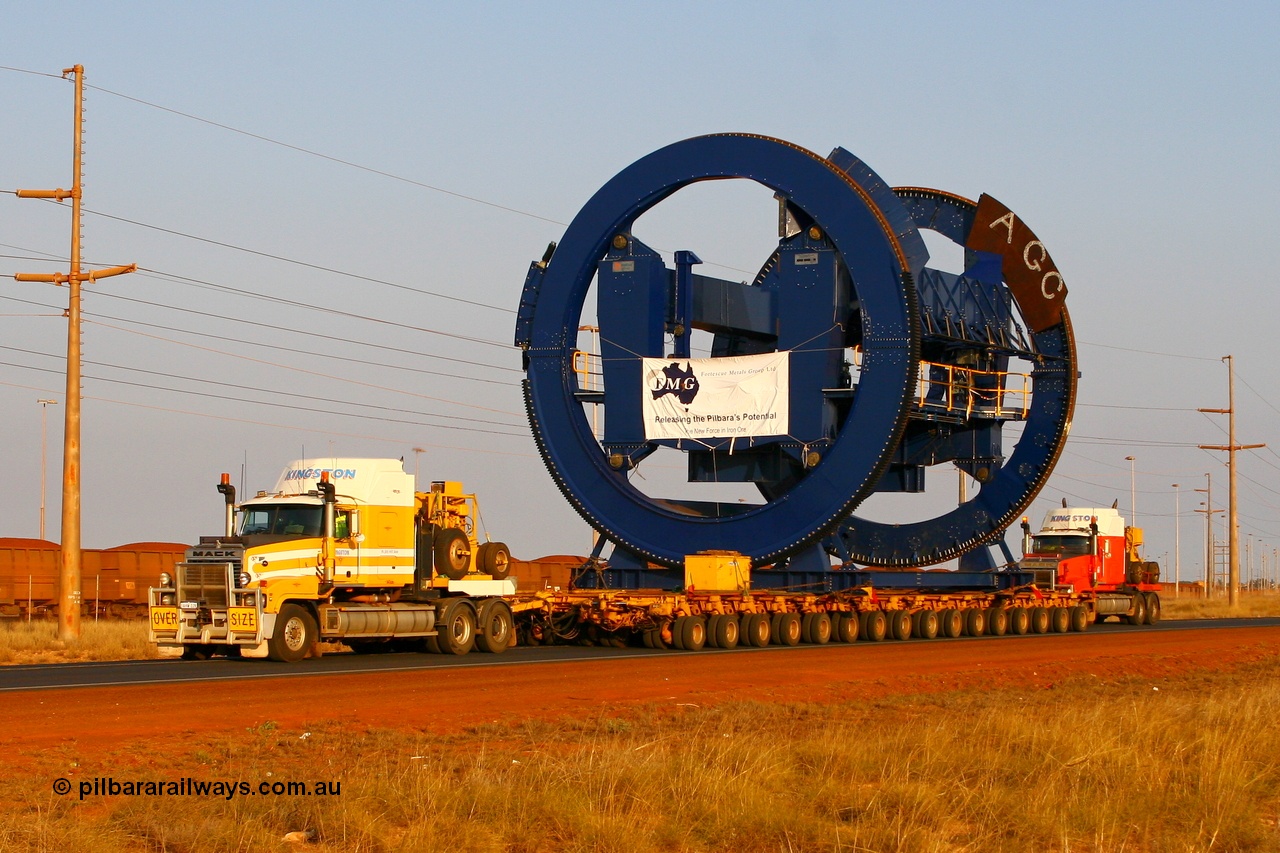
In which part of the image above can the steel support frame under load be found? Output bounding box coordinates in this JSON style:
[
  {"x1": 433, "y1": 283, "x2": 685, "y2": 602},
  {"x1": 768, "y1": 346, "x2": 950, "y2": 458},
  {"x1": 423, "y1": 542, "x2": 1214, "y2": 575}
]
[{"x1": 515, "y1": 585, "x2": 1100, "y2": 644}]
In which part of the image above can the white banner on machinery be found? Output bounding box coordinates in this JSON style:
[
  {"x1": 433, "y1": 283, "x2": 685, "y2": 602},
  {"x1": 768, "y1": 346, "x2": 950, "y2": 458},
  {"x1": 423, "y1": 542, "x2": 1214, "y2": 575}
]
[{"x1": 641, "y1": 352, "x2": 789, "y2": 441}]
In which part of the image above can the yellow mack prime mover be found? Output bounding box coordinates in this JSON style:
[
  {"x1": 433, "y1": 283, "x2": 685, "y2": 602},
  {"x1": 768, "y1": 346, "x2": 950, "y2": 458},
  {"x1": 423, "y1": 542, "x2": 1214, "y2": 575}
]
[{"x1": 149, "y1": 459, "x2": 517, "y2": 661}]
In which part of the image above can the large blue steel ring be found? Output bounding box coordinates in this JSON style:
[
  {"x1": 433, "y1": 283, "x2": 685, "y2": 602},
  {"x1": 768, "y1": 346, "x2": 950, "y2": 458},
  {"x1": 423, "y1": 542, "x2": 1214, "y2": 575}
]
[{"x1": 521, "y1": 134, "x2": 918, "y2": 567}]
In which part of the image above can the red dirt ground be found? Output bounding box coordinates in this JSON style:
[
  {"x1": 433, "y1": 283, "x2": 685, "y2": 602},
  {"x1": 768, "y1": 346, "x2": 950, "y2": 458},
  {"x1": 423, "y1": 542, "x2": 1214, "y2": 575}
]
[{"x1": 3, "y1": 626, "x2": 1278, "y2": 770}]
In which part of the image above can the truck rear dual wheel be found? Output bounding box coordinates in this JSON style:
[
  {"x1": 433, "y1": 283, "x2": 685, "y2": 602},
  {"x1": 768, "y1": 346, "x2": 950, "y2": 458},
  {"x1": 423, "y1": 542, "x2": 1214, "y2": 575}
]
[
  {"x1": 1008, "y1": 607, "x2": 1030, "y2": 635},
  {"x1": 436, "y1": 599, "x2": 477, "y2": 655},
  {"x1": 741, "y1": 613, "x2": 771, "y2": 647},
  {"x1": 1068, "y1": 606, "x2": 1090, "y2": 632},
  {"x1": 1144, "y1": 593, "x2": 1161, "y2": 625},
  {"x1": 802, "y1": 612, "x2": 832, "y2": 645},
  {"x1": 889, "y1": 610, "x2": 913, "y2": 641},
  {"x1": 268, "y1": 603, "x2": 317, "y2": 663},
  {"x1": 475, "y1": 600, "x2": 514, "y2": 653},
  {"x1": 1029, "y1": 606, "x2": 1050, "y2": 634},
  {"x1": 771, "y1": 612, "x2": 802, "y2": 646},
  {"x1": 1126, "y1": 594, "x2": 1148, "y2": 626},
  {"x1": 1050, "y1": 606, "x2": 1071, "y2": 633}
]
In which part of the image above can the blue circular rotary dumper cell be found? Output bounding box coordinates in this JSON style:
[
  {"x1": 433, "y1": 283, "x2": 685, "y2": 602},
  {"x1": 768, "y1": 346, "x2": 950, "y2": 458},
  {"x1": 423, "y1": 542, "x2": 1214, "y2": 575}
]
[{"x1": 520, "y1": 134, "x2": 919, "y2": 568}]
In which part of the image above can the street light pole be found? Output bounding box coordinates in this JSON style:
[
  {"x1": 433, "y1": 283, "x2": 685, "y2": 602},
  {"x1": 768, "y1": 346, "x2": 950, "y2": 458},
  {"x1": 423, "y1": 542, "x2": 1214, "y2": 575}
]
[
  {"x1": 1172, "y1": 483, "x2": 1180, "y2": 598},
  {"x1": 1125, "y1": 456, "x2": 1136, "y2": 531},
  {"x1": 37, "y1": 399, "x2": 58, "y2": 540}
]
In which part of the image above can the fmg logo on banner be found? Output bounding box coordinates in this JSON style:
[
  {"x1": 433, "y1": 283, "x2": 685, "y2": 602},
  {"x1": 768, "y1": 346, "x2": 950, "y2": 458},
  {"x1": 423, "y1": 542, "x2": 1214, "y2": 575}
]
[{"x1": 640, "y1": 352, "x2": 789, "y2": 441}]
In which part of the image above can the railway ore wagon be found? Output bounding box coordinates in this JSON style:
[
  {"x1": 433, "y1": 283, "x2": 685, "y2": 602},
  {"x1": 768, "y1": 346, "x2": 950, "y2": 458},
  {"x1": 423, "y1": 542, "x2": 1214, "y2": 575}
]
[{"x1": 0, "y1": 539, "x2": 186, "y2": 618}]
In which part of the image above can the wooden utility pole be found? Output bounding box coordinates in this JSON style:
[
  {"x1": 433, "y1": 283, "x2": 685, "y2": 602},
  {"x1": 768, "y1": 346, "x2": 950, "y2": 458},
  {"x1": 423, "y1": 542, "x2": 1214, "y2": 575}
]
[
  {"x1": 1198, "y1": 355, "x2": 1265, "y2": 607},
  {"x1": 14, "y1": 65, "x2": 135, "y2": 639}
]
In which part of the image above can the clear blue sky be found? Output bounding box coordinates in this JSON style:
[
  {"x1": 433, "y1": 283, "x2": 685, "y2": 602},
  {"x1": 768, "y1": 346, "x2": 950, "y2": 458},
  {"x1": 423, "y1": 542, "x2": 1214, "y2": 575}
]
[{"x1": 2, "y1": 2, "x2": 1278, "y2": 581}]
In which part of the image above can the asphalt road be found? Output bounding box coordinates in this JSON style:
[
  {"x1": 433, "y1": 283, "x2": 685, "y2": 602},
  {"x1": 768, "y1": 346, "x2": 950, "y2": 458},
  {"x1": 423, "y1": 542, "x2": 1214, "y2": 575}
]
[{"x1": 3, "y1": 616, "x2": 1277, "y2": 693}]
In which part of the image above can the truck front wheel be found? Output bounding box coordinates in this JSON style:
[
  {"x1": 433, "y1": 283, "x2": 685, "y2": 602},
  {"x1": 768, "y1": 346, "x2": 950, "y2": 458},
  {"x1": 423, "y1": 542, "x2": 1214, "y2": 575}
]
[{"x1": 268, "y1": 604, "x2": 316, "y2": 662}]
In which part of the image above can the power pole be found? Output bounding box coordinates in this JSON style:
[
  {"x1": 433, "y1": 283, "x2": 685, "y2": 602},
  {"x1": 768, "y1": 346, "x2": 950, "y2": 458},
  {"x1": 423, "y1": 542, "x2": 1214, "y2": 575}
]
[
  {"x1": 38, "y1": 398, "x2": 58, "y2": 539},
  {"x1": 1171, "y1": 483, "x2": 1180, "y2": 598},
  {"x1": 1194, "y1": 473, "x2": 1220, "y2": 599},
  {"x1": 14, "y1": 65, "x2": 135, "y2": 640},
  {"x1": 1198, "y1": 355, "x2": 1265, "y2": 607}
]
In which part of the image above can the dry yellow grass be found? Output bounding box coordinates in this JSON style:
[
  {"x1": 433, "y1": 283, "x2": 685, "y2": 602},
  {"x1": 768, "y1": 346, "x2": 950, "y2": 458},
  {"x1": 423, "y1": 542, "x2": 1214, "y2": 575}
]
[
  {"x1": 1161, "y1": 592, "x2": 1280, "y2": 620},
  {"x1": 0, "y1": 620, "x2": 162, "y2": 664},
  {"x1": 2, "y1": 659, "x2": 1277, "y2": 851}
]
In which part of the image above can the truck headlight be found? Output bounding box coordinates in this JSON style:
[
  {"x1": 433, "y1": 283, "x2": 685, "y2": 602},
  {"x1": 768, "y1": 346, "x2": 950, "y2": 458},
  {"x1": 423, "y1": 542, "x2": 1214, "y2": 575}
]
[
  {"x1": 238, "y1": 572, "x2": 251, "y2": 588},
  {"x1": 159, "y1": 572, "x2": 173, "y2": 588}
]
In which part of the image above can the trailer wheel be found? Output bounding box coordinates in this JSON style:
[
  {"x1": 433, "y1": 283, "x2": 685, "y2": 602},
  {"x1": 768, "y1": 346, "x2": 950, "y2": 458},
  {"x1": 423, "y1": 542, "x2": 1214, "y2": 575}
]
[
  {"x1": 1008, "y1": 606, "x2": 1030, "y2": 635},
  {"x1": 1144, "y1": 592, "x2": 1161, "y2": 625},
  {"x1": 861, "y1": 610, "x2": 888, "y2": 642},
  {"x1": 963, "y1": 608, "x2": 986, "y2": 637},
  {"x1": 433, "y1": 528, "x2": 472, "y2": 580},
  {"x1": 268, "y1": 603, "x2": 316, "y2": 662},
  {"x1": 986, "y1": 607, "x2": 1009, "y2": 637},
  {"x1": 1029, "y1": 606, "x2": 1050, "y2": 634},
  {"x1": 1126, "y1": 593, "x2": 1148, "y2": 626},
  {"x1": 643, "y1": 627, "x2": 670, "y2": 649},
  {"x1": 802, "y1": 612, "x2": 832, "y2": 645},
  {"x1": 939, "y1": 609, "x2": 963, "y2": 639},
  {"x1": 705, "y1": 614, "x2": 723, "y2": 648},
  {"x1": 713, "y1": 614, "x2": 740, "y2": 649},
  {"x1": 834, "y1": 613, "x2": 859, "y2": 643},
  {"x1": 771, "y1": 612, "x2": 801, "y2": 646},
  {"x1": 916, "y1": 610, "x2": 939, "y2": 640},
  {"x1": 889, "y1": 610, "x2": 912, "y2": 641},
  {"x1": 476, "y1": 542, "x2": 511, "y2": 579},
  {"x1": 476, "y1": 600, "x2": 514, "y2": 653},
  {"x1": 742, "y1": 613, "x2": 771, "y2": 647},
  {"x1": 1050, "y1": 606, "x2": 1071, "y2": 633},
  {"x1": 436, "y1": 599, "x2": 476, "y2": 655},
  {"x1": 1068, "y1": 605, "x2": 1090, "y2": 632},
  {"x1": 675, "y1": 615, "x2": 707, "y2": 651}
]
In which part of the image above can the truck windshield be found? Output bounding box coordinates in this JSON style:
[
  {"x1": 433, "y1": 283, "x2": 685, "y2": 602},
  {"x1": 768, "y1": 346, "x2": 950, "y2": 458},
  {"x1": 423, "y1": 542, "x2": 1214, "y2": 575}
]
[
  {"x1": 1032, "y1": 535, "x2": 1091, "y2": 557},
  {"x1": 238, "y1": 505, "x2": 323, "y2": 537}
]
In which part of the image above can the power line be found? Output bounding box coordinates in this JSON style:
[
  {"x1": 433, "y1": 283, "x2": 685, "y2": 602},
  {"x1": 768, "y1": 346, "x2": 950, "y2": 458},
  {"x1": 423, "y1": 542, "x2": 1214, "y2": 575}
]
[
  {"x1": 0, "y1": 376, "x2": 538, "y2": 460},
  {"x1": 83, "y1": 82, "x2": 570, "y2": 228},
  {"x1": 85, "y1": 318, "x2": 523, "y2": 417},
  {"x1": 1076, "y1": 339, "x2": 1221, "y2": 362},
  {"x1": 0, "y1": 358, "x2": 529, "y2": 438},
  {"x1": 0, "y1": 343, "x2": 525, "y2": 430}
]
